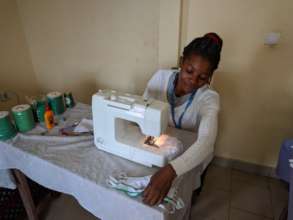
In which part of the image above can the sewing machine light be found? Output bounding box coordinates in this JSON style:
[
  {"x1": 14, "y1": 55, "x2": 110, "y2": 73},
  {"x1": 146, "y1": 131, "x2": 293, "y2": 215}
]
[{"x1": 144, "y1": 136, "x2": 159, "y2": 148}]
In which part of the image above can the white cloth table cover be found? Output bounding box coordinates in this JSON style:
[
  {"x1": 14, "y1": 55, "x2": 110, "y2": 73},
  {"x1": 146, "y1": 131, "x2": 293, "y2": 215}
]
[
  {"x1": 0, "y1": 170, "x2": 16, "y2": 189},
  {"x1": 0, "y1": 103, "x2": 210, "y2": 220}
]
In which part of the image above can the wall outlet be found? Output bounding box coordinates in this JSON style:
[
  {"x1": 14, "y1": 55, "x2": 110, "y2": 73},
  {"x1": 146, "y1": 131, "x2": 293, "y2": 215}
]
[{"x1": 0, "y1": 92, "x2": 10, "y2": 102}]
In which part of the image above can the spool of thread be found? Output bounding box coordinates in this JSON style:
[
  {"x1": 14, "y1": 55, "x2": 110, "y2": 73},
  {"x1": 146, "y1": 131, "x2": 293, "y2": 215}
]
[
  {"x1": 30, "y1": 100, "x2": 39, "y2": 122},
  {"x1": 12, "y1": 104, "x2": 36, "y2": 132},
  {"x1": 26, "y1": 95, "x2": 47, "y2": 122},
  {"x1": 36, "y1": 100, "x2": 46, "y2": 122},
  {"x1": 64, "y1": 92, "x2": 75, "y2": 108},
  {"x1": 47, "y1": 92, "x2": 65, "y2": 115},
  {"x1": 0, "y1": 111, "x2": 17, "y2": 141}
]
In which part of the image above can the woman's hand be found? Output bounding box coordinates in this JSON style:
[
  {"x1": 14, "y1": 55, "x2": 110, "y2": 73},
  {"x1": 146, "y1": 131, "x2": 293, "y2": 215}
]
[{"x1": 143, "y1": 164, "x2": 177, "y2": 206}]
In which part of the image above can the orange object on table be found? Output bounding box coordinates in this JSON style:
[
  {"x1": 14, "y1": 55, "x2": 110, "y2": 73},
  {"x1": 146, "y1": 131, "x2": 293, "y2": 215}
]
[{"x1": 44, "y1": 105, "x2": 54, "y2": 130}]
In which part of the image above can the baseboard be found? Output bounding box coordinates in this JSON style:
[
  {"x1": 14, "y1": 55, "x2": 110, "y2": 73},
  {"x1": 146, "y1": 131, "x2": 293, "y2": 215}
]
[{"x1": 211, "y1": 156, "x2": 278, "y2": 178}]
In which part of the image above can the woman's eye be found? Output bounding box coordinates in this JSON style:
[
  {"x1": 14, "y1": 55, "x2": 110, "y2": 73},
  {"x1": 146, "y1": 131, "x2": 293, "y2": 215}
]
[
  {"x1": 199, "y1": 75, "x2": 208, "y2": 80},
  {"x1": 186, "y1": 69, "x2": 193, "y2": 74}
]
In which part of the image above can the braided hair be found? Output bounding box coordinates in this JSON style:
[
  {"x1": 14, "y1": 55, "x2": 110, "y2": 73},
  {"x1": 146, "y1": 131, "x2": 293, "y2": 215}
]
[{"x1": 182, "y1": 33, "x2": 223, "y2": 72}]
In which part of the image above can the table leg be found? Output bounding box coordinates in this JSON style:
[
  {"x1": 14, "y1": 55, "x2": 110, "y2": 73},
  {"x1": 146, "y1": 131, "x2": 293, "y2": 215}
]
[{"x1": 11, "y1": 169, "x2": 39, "y2": 220}]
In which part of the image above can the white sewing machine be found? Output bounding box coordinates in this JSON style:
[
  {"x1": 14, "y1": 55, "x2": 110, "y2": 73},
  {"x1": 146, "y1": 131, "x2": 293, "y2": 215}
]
[{"x1": 92, "y1": 89, "x2": 171, "y2": 167}]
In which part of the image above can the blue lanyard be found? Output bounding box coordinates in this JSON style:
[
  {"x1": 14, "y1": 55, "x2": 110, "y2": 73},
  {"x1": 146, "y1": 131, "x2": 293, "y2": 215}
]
[{"x1": 170, "y1": 90, "x2": 196, "y2": 129}]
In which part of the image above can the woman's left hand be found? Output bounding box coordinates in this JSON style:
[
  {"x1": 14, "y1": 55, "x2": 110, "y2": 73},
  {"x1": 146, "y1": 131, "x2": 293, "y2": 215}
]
[{"x1": 143, "y1": 164, "x2": 177, "y2": 206}]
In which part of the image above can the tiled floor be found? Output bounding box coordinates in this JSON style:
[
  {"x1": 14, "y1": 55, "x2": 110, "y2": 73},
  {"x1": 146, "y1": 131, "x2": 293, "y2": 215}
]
[{"x1": 42, "y1": 165, "x2": 289, "y2": 220}]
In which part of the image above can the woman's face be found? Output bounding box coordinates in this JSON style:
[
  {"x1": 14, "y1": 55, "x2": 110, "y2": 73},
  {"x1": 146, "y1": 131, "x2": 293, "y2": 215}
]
[{"x1": 178, "y1": 54, "x2": 213, "y2": 94}]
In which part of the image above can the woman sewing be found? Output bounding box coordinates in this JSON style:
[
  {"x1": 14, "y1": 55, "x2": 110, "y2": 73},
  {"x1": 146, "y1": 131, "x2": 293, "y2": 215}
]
[{"x1": 142, "y1": 33, "x2": 223, "y2": 206}]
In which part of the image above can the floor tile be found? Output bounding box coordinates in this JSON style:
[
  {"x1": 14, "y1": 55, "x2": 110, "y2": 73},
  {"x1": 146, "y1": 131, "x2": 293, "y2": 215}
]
[
  {"x1": 271, "y1": 199, "x2": 288, "y2": 220},
  {"x1": 191, "y1": 189, "x2": 230, "y2": 220},
  {"x1": 203, "y1": 165, "x2": 231, "y2": 192},
  {"x1": 231, "y1": 169, "x2": 269, "y2": 189},
  {"x1": 268, "y1": 178, "x2": 289, "y2": 202},
  {"x1": 44, "y1": 194, "x2": 99, "y2": 220},
  {"x1": 231, "y1": 179, "x2": 273, "y2": 218},
  {"x1": 230, "y1": 208, "x2": 272, "y2": 220}
]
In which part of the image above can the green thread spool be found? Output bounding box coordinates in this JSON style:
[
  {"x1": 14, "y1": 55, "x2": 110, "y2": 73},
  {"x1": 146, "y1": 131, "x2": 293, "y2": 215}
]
[
  {"x1": 36, "y1": 100, "x2": 46, "y2": 122},
  {"x1": 12, "y1": 104, "x2": 36, "y2": 132},
  {"x1": 47, "y1": 91, "x2": 65, "y2": 115},
  {"x1": 29, "y1": 99, "x2": 39, "y2": 122},
  {"x1": 26, "y1": 95, "x2": 47, "y2": 122},
  {"x1": 0, "y1": 111, "x2": 16, "y2": 141},
  {"x1": 64, "y1": 92, "x2": 75, "y2": 108}
]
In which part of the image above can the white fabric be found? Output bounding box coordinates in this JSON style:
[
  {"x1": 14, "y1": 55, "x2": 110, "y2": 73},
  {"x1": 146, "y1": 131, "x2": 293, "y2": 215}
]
[
  {"x1": 152, "y1": 134, "x2": 184, "y2": 161},
  {"x1": 107, "y1": 173, "x2": 151, "y2": 196},
  {"x1": 73, "y1": 118, "x2": 93, "y2": 133},
  {"x1": 0, "y1": 103, "x2": 207, "y2": 220},
  {"x1": 0, "y1": 170, "x2": 16, "y2": 189},
  {"x1": 143, "y1": 69, "x2": 220, "y2": 176},
  {"x1": 107, "y1": 173, "x2": 185, "y2": 213}
]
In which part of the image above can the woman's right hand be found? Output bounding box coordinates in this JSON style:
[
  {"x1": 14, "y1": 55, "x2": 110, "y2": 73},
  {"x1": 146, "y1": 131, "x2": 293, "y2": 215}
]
[{"x1": 143, "y1": 164, "x2": 177, "y2": 206}]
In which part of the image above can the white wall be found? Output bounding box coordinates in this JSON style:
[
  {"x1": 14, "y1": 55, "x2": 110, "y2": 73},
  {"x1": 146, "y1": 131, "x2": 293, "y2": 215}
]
[
  {"x1": 0, "y1": 0, "x2": 39, "y2": 110},
  {"x1": 17, "y1": 0, "x2": 164, "y2": 103},
  {"x1": 183, "y1": 0, "x2": 293, "y2": 167}
]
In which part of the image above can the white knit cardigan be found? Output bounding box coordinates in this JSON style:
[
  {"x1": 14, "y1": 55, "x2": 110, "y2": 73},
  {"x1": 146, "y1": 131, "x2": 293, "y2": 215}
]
[{"x1": 143, "y1": 69, "x2": 220, "y2": 176}]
